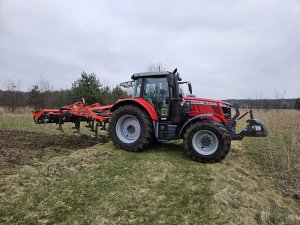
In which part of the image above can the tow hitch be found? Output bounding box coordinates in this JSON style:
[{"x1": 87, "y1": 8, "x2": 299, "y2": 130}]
[{"x1": 227, "y1": 107, "x2": 268, "y2": 140}]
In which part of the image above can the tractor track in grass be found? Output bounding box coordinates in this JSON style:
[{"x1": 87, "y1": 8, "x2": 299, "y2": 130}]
[{"x1": 0, "y1": 129, "x2": 108, "y2": 171}]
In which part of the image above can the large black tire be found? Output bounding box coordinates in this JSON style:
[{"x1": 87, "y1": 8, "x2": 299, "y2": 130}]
[
  {"x1": 183, "y1": 120, "x2": 231, "y2": 163},
  {"x1": 108, "y1": 105, "x2": 154, "y2": 151}
]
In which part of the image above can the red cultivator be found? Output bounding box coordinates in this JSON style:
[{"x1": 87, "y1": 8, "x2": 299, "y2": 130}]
[{"x1": 32, "y1": 100, "x2": 112, "y2": 138}]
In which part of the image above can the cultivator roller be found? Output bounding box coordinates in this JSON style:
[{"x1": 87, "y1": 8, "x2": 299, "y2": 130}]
[{"x1": 32, "y1": 100, "x2": 112, "y2": 138}]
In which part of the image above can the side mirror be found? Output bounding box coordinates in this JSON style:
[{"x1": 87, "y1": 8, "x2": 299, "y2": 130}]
[{"x1": 188, "y1": 82, "x2": 192, "y2": 94}]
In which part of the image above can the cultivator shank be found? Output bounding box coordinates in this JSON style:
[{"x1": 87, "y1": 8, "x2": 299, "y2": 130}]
[{"x1": 32, "y1": 101, "x2": 112, "y2": 138}]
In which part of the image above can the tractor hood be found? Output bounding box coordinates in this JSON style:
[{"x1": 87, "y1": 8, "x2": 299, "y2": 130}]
[{"x1": 183, "y1": 97, "x2": 231, "y2": 107}]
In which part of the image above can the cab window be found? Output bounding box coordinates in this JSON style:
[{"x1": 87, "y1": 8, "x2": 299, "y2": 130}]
[{"x1": 143, "y1": 77, "x2": 169, "y2": 115}]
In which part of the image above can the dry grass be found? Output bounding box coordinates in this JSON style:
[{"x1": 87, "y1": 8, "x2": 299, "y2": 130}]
[
  {"x1": 0, "y1": 106, "x2": 33, "y2": 115},
  {"x1": 242, "y1": 109, "x2": 300, "y2": 198},
  {"x1": 209, "y1": 141, "x2": 300, "y2": 224}
]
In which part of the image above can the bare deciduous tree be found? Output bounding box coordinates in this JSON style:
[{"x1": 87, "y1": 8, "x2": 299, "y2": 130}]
[
  {"x1": 35, "y1": 76, "x2": 54, "y2": 107},
  {"x1": 5, "y1": 80, "x2": 22, "y2": 112},
  {"x1": 255, "y1": 93, "x2": 263, "y2": 109},
  {"x1": 38, "y1": 76, "x2": 53, "y2": 92},
  {"x1": 146, "y1": 62, "x2": 165, "y2": 72},
  {"x1": 274, "y1": 89, "x2": 286, "y2": 112}
]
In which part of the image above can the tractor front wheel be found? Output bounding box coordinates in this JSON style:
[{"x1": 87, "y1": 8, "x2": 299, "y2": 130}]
[
  {"x1": 184, "y1": 120, "x2": 231, "y2": 163},
  {"x1": 108, "y1": 105, "x2": 154, "y2": 151}
]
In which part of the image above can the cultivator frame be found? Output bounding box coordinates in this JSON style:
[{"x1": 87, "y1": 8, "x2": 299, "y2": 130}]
[{"x1": 32, "y1": 100, "x2": 112, "y2": 138}]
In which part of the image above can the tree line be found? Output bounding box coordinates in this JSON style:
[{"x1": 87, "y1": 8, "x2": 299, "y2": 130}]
[
  {"x1": 1, "y1": 70, "x2": 300, "y2": 112},
  {"x1": 225, "y1": 98, "x2": 300, "y2": 110},
  {"x1": 0, "y1": 71, "x2": 128, "y2": 112}
]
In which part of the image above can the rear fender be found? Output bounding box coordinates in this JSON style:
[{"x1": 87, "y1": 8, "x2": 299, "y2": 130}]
[
  {"x1": 179, "y1": 114, "x2": 224, "y2": 138},
  {"x1": 110, "y1": 98, "x2": 158, "y2": 121}
]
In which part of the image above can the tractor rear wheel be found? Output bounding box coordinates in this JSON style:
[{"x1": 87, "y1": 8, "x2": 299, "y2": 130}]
[
  {"x1": 184, "y1": 120, "x2": 231, "y2": 163},
  {"x1": 108, "y1": 105, "x2": 154, "y2": 151}
]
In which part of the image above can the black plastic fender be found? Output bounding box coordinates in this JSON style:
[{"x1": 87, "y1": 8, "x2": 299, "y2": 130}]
[{"x1": 178, "y1": 114, "x2": 213, "y2": 138}]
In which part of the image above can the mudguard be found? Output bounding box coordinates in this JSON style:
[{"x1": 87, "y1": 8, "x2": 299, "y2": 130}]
[
  {"x1": 110, "y1": 98, "x2": 159, "y2": 121},
  {"x1": 179, "y1": 113, "x2": 225, "y2": 138}
]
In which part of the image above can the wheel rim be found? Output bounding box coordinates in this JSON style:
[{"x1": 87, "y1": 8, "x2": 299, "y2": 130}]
[
  {"x1": 116, "y1": 115, "x2": 141, "y2": 144},
  {"x1": 192, "y1": 130, "x2": 219, "y2": 155}
]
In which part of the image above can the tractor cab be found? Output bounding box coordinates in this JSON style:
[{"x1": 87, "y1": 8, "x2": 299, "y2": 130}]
[
  {"x1": 132, "y1": 73, "x2": 170, "y2": 118},
  {"x1": 120, "y1": 69, "x2": 192, "y2": 122}
]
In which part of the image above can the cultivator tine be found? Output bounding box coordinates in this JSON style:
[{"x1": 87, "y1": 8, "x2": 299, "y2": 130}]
[
  {"x1": 57, "y1": 113, "x2": 64, "y2": 132},
  {"x1": 94, "y1": 121, "x2": 99, "y2": 139},
  {"x1": 85, "y1": 120, "x2": 92, "y2": 129},
  {"x1": 102, "y1": 121, "x2": 107, "y2": 131},
  {"x1": 76, "y1": 120, "x2": 80, "y2": 134},
  {"x1": 91, "y1": 120, "x2": 95, "y2": 132},
  {"x1": 57, "y1": 125, "x2": 64, "y2": 132},
  {"x1": 93, "y1": 121, "x2": 108, "y2": 139},
  {"x1": 86, "y1": 120, "x2": 95, "y2": 132},
  {"x1": 72, "y1": 119, "x2": 81, "y2": 134}
]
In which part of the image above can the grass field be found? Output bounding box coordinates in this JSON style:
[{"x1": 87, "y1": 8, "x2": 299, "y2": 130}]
[
  {"x1": 244, "y1": 110, "x2": 300, "y2": 199},
  {"x1": 0, "y1": 110, "x2": 300, "y2": 224}
]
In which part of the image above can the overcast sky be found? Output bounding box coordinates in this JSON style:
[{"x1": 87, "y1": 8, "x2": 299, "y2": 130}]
[{"x1": 0, "y1": 0, "x2": 299, "y2": 99}]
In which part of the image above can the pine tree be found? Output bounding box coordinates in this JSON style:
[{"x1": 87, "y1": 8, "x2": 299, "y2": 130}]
[
  {"x1": 70, "y1": 72, "x2": 102, "y2": 104},
  {"x1": 28, "y1": 85, "x2": 45, "y2": 109}
]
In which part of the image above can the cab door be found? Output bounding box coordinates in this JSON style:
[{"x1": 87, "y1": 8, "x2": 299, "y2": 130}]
[{"x1": 143, "y1": 77, "x2": 170, "y2": 120}]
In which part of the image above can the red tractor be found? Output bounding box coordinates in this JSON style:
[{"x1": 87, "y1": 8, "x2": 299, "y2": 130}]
[
  {"x1": 32, "y1": 69, "x2": 268, "y2": 163},
  {"x1": 108, "y1": 69, "x2": 268, "y2": 163}
]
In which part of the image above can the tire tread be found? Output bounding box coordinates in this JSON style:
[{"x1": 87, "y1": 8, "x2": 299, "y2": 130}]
[{"x1": 183, "y1": 120, "x2": 231, "y2": 163}]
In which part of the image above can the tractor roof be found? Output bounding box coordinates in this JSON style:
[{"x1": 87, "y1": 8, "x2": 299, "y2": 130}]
[{"x1": 131, "y1": 71, "x2": 172, "y2": 79}]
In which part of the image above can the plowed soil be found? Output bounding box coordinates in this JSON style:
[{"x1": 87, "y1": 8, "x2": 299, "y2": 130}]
[{"x1": 0, "y1": 130, "x2": 108, "y2": 169}]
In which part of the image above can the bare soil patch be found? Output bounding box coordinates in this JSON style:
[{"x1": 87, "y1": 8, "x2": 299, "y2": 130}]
[{"x1": 0, "y1": 130, "x2": 108, "y2": 171}]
